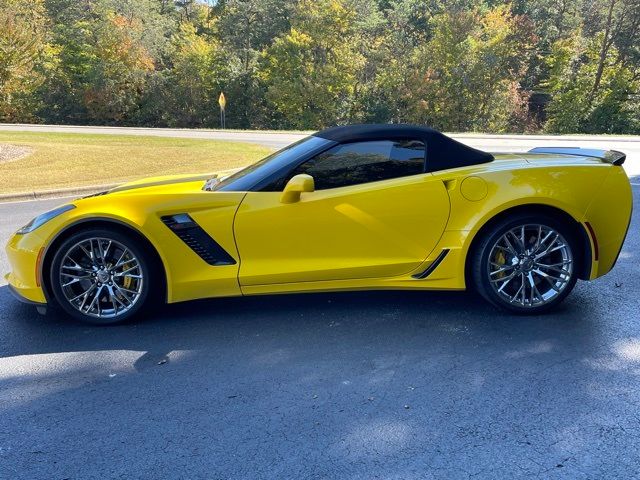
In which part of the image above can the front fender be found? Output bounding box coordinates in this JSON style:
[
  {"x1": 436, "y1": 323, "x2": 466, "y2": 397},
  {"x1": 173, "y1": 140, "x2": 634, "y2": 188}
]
[{"x1": 37, "y1": 189, "x2": 246, "y2": 304}]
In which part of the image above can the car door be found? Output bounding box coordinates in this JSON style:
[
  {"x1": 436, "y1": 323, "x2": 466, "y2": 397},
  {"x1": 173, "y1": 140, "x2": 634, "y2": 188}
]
[{"x1": 233, "y1": 138, "x2": 451, "y2": 286}]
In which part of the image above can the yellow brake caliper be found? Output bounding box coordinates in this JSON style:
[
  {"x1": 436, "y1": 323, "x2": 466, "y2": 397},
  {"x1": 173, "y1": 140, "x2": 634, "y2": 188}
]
[{"x1": 494, "y1": 251, "x2": 507, "y2": 279}]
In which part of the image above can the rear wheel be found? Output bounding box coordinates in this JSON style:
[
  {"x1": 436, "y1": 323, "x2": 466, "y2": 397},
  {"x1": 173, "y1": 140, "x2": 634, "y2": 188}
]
[
  {"x1": 49, "y1": 229, "x2": 153, "y2": 324},
  {"x1": 471, "y1": 214, "x2": 578, "y2": 314}
]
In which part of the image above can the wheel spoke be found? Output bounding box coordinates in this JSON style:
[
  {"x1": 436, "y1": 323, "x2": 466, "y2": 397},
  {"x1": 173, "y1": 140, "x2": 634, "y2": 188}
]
[
  {"x1": 61, "y1": 257, "x2": 92, "y2": 272},
  {"x1": 490, "y1": 270, "x2": 518, "y2": 284},
  {"x1": 107, "y1": 285, "x2": 123, "y2": 314},
  {"x1": 533, "y1": 225, "x2": 542, "y2": 253},
  {"x1": 510, "y1": 279, "x2": 525, "y2": 304},
  {"x1": 89, "y1": 240, "x2": 98, "y2": 265},
  {"x1": 79, "y1": 244, "x2": 93, "y2": 263},
  {"x1": 532, "y1": 268, "x2": 568, "y2": 284},
  {"x1": 114, "y1": 248, "x2": 129, "y2": 268},
  {"x1": 70, "y1": 283, "x2": 96, "y2": 303},
  {"x1": 502, "y1": 234, "x2": 519, "y2": 256},
  {"x1": 114, "y1": 264, "x2": 139, "y2": 277},
  {"x1": 537, "y1": 264, "x2": 571, "y2": 276},
  {"x1": 62, "y1": 277, "x2": 87, "y2": 288},
  {"x1": 512, "y1": 226, "x2": 526, "y2": 253},
  {"x1": 80, "y1": 287, "x2": 102, "y2": 313},
  {"x1": 114, "y1": 284, "x2": 138, "y2": 296},
  {"x1": 534, "y1": 234, "x2": 560, "y2": 260},
  {"x1": 533, "y1": 230, "x2": 555, "y2": 255},
  {"x1": 97, "y1": 240, "x2": 106, "y2": 265},
  {"x1": 61, "y1": 272, "x2": 92, "y2": 280},
  {"x1": 527, "y1": 272, "x2": 543, "y2": 305},
  {"x1": 537, "y1": 260, "x2": 572, "y2": 268},
  {"x1": 113, "y1": 284, "x2": 135, "y2": 304},
  {"x1": 496, "y1": 273, "x2": 517, "y2": 292},
  {"x1": 84, "y1": 285, "x2": 102, "y2": 313},
  {"x1": 489, "y1": 264, "x2": 515, "y2": 276}
]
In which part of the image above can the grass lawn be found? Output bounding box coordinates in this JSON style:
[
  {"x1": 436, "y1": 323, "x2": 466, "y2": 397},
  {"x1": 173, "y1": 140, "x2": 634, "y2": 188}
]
[{"x1": 0, "y1": 132, "x2": 273, "y2": 194}]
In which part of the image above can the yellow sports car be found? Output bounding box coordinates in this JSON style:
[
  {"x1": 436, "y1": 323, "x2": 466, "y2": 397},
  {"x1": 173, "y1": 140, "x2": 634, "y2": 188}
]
[{"x1": 5, "y1": 125, "x2": 633, "y2": 324}]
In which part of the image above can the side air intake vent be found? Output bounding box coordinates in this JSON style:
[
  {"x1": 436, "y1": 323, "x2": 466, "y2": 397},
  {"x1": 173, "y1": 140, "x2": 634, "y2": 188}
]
[
  {"x1": 412, "y1": 249, "x2": 450, "y2": 279},
  {"x1": 161, "y1": 214, "x2": 236, "y2": 266}
]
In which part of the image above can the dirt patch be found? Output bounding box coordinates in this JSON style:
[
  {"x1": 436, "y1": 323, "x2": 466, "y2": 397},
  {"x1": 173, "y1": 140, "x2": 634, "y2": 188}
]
[{"x1": 0, "y1": 144, "x2": 33, "y2": 164}]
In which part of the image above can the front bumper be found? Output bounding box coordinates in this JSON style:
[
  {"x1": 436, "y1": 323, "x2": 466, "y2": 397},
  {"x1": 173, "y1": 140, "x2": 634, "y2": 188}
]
[
  {"x1": 5, "y1": 231, "x2": 47, "y2": 304},
  {"x1": 7, "y1": 283, "x2": 47, "y2": 313}
]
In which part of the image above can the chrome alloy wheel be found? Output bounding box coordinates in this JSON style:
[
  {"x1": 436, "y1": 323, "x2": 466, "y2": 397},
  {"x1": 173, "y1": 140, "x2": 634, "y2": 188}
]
[
  {"x1": 487, "y1": 224, "x2": 573, "y2": 308},
  {"x1": 58, "y1": 237, "x2": 144, "y2": 319}
]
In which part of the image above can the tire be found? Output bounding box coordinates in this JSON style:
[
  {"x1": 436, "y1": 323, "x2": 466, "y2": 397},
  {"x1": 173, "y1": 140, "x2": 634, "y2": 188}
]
[
  {"x1": 49, "y1": 228, "x2": 154, "y2": 325},
  {"x1": 471, "y1": 213, "x2": 579, "y2": 314}
]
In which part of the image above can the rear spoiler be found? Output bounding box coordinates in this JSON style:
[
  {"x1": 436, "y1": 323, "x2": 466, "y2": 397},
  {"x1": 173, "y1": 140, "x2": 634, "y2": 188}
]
[{"x1": 528, "y1": 147, "x2": 626, "y2": 166}]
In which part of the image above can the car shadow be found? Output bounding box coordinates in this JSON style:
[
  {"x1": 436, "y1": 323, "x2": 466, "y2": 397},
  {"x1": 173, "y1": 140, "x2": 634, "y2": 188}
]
[{"x1": 0, "y1": 285, "x2": 599, "y2": 360}]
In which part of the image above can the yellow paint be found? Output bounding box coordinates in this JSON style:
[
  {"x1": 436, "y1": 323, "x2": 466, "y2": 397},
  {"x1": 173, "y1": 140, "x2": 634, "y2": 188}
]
[
  {"x1": 234, "y1": 173, "x2": 450, "y2": 285},
  {"x1": 5, "y1": 154, "x2": 633, "y2": 306}
]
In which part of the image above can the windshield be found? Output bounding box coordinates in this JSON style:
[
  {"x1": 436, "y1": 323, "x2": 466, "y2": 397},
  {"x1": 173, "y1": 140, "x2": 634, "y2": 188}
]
[{"x1": 213, "y1": 136, "x2": 332, "y2": 191}]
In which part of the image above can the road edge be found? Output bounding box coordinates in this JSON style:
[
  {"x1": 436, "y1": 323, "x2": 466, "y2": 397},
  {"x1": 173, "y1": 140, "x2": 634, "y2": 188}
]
[{"x1": 0, "y1": 184, "x2": 117, "y2": 203}]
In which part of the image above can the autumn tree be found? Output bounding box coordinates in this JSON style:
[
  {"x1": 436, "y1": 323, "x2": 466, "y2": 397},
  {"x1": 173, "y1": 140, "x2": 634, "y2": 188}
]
[
  {"x1": 258, "y1": 0, "x2": 364, "y2": 129},
  {"x1": 404, "y1": 5, "x2": 534, "y2": 131},
  {"x1": 544, "y1": 0, "x2": 640, "y2": 133},
  {"x1": 0, "y1": 0, "x2": 52, "y2": 121},
  {"x1": 217, "y1": 0, "x2": 294, "y2": 127},
  {"x1": 160, "y1": 23, "x2": 229, "y2": 127},
  {"x1": 544, "y1": 33, "x2": 639, "y2": 133}
]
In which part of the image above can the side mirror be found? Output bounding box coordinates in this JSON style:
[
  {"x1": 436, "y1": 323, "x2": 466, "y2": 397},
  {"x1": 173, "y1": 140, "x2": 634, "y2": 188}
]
[{"x1": 280, "y1": 174, "x2": 315, "y2": 203}]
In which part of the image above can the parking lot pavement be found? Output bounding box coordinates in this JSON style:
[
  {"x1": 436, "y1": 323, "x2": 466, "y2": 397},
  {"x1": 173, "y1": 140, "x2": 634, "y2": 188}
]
[{"x1": 1, "y1": 181, "x2": 639, "y2": 478}]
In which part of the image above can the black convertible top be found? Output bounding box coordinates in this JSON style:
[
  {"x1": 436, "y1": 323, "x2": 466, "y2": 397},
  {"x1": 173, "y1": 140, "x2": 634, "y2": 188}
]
[{"x1": 314, "y1": 124, "x2": 494, "y2": 171}]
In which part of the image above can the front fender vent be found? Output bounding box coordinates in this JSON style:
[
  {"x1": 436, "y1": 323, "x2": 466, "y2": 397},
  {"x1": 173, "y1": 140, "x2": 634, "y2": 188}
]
[{"x1": 161, "y1": 214, "x2": 236, "y2": 266}]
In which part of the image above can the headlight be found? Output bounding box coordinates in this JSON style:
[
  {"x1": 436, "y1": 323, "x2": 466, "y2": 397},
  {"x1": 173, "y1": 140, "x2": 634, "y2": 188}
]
[{"x1": 16, "y1": 204, "x2": 76, "y2": 234}]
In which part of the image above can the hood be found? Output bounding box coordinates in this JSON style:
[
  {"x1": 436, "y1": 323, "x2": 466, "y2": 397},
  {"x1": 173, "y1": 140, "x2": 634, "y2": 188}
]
[
  {"x1": 107, "y1": 168, "x2": 241, "y2": 194},
  {"x1": 109, "y1": 173, "x2": 213, "y2": 194}
]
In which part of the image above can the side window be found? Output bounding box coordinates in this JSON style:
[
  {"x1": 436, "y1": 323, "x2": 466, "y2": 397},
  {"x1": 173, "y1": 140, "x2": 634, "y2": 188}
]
[{"x1": 287, "y1": 139, "x2": 426, "y2": 190}]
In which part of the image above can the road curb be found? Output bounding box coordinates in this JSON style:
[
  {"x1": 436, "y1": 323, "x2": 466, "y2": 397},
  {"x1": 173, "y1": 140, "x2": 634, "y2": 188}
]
[{"x1": 0, "y1": 184, "x2": 117, "y2": 203}]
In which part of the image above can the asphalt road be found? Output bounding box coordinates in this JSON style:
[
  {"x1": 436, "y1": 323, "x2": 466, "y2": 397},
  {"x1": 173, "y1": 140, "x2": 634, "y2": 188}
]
[{"x1": 1, "y1": 129, "x2": 640, "y2": 478}]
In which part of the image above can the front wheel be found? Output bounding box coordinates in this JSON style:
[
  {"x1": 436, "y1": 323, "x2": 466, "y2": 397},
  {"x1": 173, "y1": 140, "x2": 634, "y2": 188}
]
[
  {"x1": 49, "y1": 229, "x2": 153, "y2": 324},
  {"x1": 471, "y1": 214, "x2": 578, "y2": 314}
]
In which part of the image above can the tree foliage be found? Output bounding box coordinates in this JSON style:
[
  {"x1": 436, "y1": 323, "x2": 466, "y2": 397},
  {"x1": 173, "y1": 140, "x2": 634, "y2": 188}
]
[
  {"x1": 0, "y1": 0, "x2": 52, "y2": 121},
  {"x1": 1, "y1": 0, "x2": 639, "y2": 132},
  {"x1": 403, "y1": 5, "x2": 534, "y2": 131},
  {"x1": 258, "y1": 0, "x2": 364, "y2": 128}
]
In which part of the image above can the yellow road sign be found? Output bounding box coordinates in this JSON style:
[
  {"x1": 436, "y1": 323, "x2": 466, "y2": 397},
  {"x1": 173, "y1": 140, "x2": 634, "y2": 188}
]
[{"x1": 218, "y1": 92, "x2": 226, "y2": 110}]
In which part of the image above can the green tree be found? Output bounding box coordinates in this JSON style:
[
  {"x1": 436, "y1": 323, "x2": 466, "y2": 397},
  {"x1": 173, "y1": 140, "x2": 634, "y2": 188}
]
[
  {"x1": 0, "y1": 0, "x2": 52, "y2": 121},
  {"x1": 258, "y1": 0, "x2": 364, "y2": 129},
  {"x1": 217, "y1": 0, "x2": 294, "y2": 128},
  {"x1": 544, "y1": 33, "x2": 639, "y2": 133},
  {"x1": 83, "y1": 12, "x2": 156, "y2": 123},
  {"x1": 160, "y1": 23, "x2": 229, "y2": 127},
  {"x1": 404, "y1": 5, "x2": 534, "y2": 131},
  {"x1": 39, "y1": 0, "x2": 172, "y2": 124}
]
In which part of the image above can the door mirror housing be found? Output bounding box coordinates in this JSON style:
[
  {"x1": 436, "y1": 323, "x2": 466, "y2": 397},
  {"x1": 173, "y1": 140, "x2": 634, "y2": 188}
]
[{"x1": 280, "y1": 174, "x2": 315, "y2": 203}]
